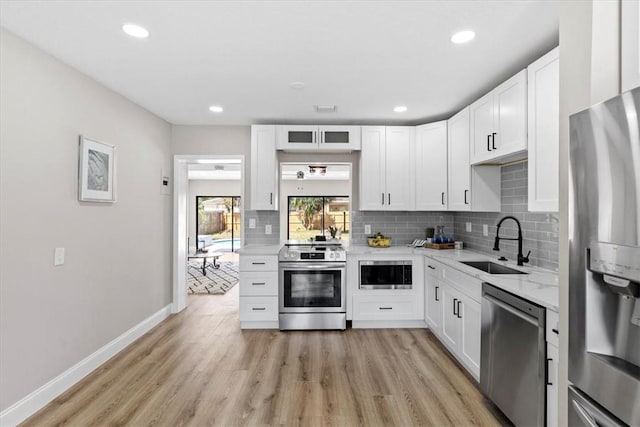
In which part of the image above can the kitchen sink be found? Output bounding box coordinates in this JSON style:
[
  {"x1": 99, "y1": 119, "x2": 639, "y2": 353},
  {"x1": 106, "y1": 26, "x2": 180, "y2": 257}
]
[{"x1": 460, "y1": 261, "x2": 528, "y2": 275}]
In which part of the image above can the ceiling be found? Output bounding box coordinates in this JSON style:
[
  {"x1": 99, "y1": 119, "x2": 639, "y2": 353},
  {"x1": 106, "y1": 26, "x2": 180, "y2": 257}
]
[{"x1": 0, "y1": 1, "x2": 559, "y2": 126}]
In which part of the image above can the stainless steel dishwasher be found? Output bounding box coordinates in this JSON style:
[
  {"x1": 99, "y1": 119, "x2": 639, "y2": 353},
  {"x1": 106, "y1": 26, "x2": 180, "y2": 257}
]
[{"x1": 480, "y1": 282, "x2": 546, "y2": 426}]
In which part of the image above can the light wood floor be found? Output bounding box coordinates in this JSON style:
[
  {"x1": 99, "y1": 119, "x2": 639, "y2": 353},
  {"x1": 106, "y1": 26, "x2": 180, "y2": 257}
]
[{"x1": 23, "y1": 283, "x2": 506, "y2": 426}]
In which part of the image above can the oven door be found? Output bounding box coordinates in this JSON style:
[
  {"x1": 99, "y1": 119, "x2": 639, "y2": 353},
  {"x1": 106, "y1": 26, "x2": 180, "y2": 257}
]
[{"x1": 279, "y1": 262, "x2": 346, "y2": 313}]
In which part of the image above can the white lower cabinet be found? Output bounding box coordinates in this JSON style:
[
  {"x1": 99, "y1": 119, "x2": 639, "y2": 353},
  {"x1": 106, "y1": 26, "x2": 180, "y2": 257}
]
[
  {"x1": 239, "y1": 254, "x2": 279, "y2": 329},
  {"x1": 424, "y1": 256, "x2": 482, "y2": 381},
  {"x1": 353, "y1": 295, "x2": 421, "y2": 321},
  {"x1": 546, "y1": 342, "x2": 559, "y2": 427}
]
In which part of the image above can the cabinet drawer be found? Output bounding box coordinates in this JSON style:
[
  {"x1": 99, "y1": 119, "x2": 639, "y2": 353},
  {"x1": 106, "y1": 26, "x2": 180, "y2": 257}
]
[
  {"x1": 424, "y1": 257, "x2": 444, "y2": 279},
  {"x1": 546, "y1": 308, "x2": 559, "y2": 346},
  {"x1": 240, "y1": 272, "x2": 278, "y2": 296},
  {"x1": 240, "y1": 255, "x2": 278, "y2": 272},
  {"x1": 239, "y1": 297, "x2": 278, "y2": 321},
  {"x1": 442, "y1": 266, "x2": 482, "y2": 303},
  {"x1": 353, "y1": 295, "x2": 421, "y2": 321}
]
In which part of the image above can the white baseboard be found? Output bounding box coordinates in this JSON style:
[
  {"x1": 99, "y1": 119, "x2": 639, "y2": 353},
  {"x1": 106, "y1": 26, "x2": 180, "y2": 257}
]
[{"x1": 0, "y1": 304, "x2": 172, "y2": 427}]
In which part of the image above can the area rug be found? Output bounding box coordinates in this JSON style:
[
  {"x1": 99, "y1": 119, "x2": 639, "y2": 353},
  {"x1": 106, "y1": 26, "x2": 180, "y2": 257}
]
[{"x1": 187, "y1": 261, "x2": 239, "y2": 294}]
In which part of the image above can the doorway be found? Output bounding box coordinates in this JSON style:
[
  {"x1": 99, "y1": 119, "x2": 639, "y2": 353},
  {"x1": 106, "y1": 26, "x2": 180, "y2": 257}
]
[{"x1": 173, "y1": 155, "x2": 244, "y2": 313}]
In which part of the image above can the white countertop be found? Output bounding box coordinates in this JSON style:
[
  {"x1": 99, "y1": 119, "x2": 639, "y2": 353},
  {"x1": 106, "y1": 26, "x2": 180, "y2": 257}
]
[
  {"x1": 238, "y1": 243, "x2": 559, "y2": 311},
  {"x1": 236, "y1": 245, "x2": 281, "y2": 255},
  {"x1": 347, "y1": 244, "x2": 560, "y2": 311}
]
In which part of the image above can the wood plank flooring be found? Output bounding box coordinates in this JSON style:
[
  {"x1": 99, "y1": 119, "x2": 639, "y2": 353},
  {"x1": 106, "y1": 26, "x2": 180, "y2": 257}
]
[{"x1": 23, "y1": 284, "x2": 506, "y2": 426}]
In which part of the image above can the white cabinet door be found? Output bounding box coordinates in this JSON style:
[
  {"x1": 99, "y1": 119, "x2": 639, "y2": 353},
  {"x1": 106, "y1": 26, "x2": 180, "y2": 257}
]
[
  {"x1": 416, "y1": 121, "x2": 448, "y2": 210},
  {"x1": 440, "y1": 285, "x2": 460, "y2": 352},
  {"x1": 425, "y1": 275, "x2": 442, "y2": 337},
  {"x1": 622, "y1": 0, "x2": 640, "y2": 92},
  {"x1": 318, "y1": 126, "x2": 361, "y2": 151},
  {"x1": 250, "y1": 125, "x2": 278, "y2": 210},
  {"x1": 470, "y1": 93, "x2": 495, "y2": 164},
  {"x1": 447, "y1": 107, "x2": 471, "y2": 211},
  {"x1": 457, "y1": 293, "x2": 481, "y2": 380},
  {"x1": 385, "y1": 126, "x2": 415, "y2": 211},
  {"x1": 547, "y1": 342, "x2": 559, "y2": 427},
  {"x1": 493, "y1": 69, "x2": 528, "y2": 159},
  {"x1": 276, "y1": 125, "x2": 319, "y2": 150},
  {"x1": 528, "y1": 47, "x2": 559, "y2": 212},
  {"x1": 359, "y1": 126, "x2": 386, "y2": 210}
]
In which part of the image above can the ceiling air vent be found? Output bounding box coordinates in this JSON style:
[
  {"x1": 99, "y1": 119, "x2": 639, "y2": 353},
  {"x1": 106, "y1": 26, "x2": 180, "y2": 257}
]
[
  {"x1": 314, "y1": 105, "x2": 337, "y2": 113},
  {"x1": 214, "y1": 165, "x2": 225, "y2": 171}
]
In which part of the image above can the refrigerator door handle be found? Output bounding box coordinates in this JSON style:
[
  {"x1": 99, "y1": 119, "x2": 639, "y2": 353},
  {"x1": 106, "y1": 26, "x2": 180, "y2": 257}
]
[{"x1": 572, "y1": 400, "x2": 599, "y2": 427}]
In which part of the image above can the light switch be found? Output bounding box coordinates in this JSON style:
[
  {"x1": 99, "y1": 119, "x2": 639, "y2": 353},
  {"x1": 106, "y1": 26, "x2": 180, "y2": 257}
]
[
  {"x1": 483, "y1": 224, "x2": 489, "y2": 236},
  {"x1": 249, "y1": 218, "x2": 256, "y2": 229},
  {"x1": 465, "y1": 222, "x2": 472, "y2": 232},
  {"x1": 54, "y1": 247, "x2": 65, "y2": 266},
  {"x1": 364, "y1": 224, "x2": 371, "y2": 235},
  {"x1": 265, "y1": 224, "x2": 272, "y2": 235}
]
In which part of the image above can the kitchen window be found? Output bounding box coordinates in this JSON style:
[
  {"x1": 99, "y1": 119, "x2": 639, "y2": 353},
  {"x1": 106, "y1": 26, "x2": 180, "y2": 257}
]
[{"x1": 287, "y1": 196, "x2": 349, "y2": 241}]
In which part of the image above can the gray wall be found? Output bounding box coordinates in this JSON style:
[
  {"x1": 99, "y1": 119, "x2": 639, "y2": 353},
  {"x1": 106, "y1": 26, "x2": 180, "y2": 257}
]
[
  {"x1": 0, "y1": 30, "x2": 172, "y2": 411},
  {"x1": 453, "y1": 161, "x2": 559, "y2": 271}
]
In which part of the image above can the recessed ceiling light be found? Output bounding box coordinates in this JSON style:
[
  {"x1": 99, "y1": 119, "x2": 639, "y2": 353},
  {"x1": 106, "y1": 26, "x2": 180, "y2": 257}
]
[
  {"x1": 208, "y1": 105, "x2": 224, "y2": 113},
  {"x1": 451, "y1": 30, "x2": 475, "y2": 44},
  {"x1": 290, "y1": 82, "x2": 305, "y2": 90},
  {"x1": 122, "y1": 23, "x2": 149, "y2": 38},
  {"x1": 394, "y1": 106, "x2": 408, "y2": 113}
]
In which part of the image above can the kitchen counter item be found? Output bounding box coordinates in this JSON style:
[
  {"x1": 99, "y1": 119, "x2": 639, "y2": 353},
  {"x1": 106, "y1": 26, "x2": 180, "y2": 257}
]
[
  {"x1": 367, "y1": 237, "x2": 391, "y2": 247},
  {"x1": 481, "y1": 282, "x2": 546, "y2": 427},
  {"x1": 425, "y1": 242, "x2": 455, "y2": 250}
]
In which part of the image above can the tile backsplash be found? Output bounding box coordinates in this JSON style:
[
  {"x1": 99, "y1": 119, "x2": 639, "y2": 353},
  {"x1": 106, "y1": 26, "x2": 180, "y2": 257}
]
[
  {"x1": 453, "y1": 161, "x2": 559, "y2": 271},
  {"x1": 244, "y1": 210, "x2": 280, "y2": 245},
  {"x1": 350, "y1": 211, "x2": 454, "y2": 245}
]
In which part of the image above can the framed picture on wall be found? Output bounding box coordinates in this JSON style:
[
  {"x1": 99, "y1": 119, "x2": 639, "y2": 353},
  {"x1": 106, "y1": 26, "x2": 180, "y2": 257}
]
[{"x1": 78, "y1": 135, "x2": 116, "y2": 202}]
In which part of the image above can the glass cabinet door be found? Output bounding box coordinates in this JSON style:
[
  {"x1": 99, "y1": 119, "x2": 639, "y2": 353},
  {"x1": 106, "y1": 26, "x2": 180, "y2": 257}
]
[
  {"x1": 276, "y1": 125, "x2": 319, "y2": 149},
  {"x1": 318, "y1": 126, "x2": 361, "y2": 150}
]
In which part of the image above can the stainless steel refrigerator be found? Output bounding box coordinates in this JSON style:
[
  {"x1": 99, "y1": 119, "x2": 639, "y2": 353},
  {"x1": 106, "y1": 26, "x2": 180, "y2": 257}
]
[{"x1": 569, "y1": 87, "x2": 640, "y2": 426}]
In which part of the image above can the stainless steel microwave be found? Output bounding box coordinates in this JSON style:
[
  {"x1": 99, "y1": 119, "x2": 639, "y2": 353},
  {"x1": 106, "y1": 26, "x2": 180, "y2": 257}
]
[{"x1": 359, "y1": 260, "x2": 412, "y2": 290}]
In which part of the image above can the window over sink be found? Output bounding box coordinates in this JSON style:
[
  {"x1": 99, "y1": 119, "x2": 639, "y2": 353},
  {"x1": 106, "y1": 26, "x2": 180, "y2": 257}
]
[{"x1": 287, "y1": 196, "x2": 349, "y2": 241}]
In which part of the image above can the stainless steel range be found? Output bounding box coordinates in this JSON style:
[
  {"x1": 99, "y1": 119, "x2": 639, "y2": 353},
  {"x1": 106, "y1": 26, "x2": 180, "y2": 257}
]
[{"x1": 278, "y1": 242, "x2": 347, "y2": 330}]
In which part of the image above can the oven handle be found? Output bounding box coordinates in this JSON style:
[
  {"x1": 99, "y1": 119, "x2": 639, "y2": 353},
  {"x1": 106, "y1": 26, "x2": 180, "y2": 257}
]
[{"x1": 279, "y1": 262, "x2": 346, "y2": 270}]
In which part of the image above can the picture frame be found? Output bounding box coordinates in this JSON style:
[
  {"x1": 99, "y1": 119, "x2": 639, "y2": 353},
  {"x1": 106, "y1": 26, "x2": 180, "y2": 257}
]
[{"x1": 78, "y1": 135, "x2": 116, "y2": 202}]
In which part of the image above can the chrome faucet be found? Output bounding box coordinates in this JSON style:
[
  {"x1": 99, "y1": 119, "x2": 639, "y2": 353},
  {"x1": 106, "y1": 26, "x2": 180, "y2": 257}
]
[{"x1": 493, "y1": 215, "x2": 530, "y2": 266}]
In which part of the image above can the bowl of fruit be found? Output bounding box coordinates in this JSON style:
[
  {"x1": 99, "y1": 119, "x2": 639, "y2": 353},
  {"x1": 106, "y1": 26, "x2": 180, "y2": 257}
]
[{"x1": 367, "y1": 232, "x2": 392, "y2": 248}]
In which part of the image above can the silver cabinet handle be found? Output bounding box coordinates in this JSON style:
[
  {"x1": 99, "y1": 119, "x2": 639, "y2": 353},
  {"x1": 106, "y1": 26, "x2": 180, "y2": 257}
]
[
  {"x1": 453, "y1": 298, "x2": 458, "y2": 316},
  {"x1": 441, "y1": 192, "x2": 445, "y2": 205},
  {"x1": 270, "y1": 192, "x2": 273, "y2": 205},
  {"x1": 388, "y1": 193, "x2": 391, "y2": 205},
  {"x1": 251, "y1": 282, "x2": 266, "y2": 286},
  {"x1": 456, "y1": 300, "x2": 462, "y2": 319},
  {"x1": 435, "y1": 286, "x2": 439, "y2": 301},
  {"x1": 379, "y1": 307, "x2": 393, "y2": 310},
  {"x1": 428, "y1": 265, "x2": 436, "y2": 270},
  {"x1": 252, "y1": 307, "x2": 266, "y2": 311},
  {"x1": 252, "y1": 262, "x2": 265, "y2": 265},
  {"x1": 382, "y1": 193, "x2": 385, "y2": 205}
]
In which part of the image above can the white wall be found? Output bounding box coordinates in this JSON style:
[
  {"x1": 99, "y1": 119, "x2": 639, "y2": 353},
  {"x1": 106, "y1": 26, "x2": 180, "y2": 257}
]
[
  {"x1": 558, "y1": 1, "x2": 620, "y2": 424},
  {"x1": 0, "y1": 29, "x2": 172, "y2": 411},
  {"x1": 188, "y1": 179, "x2": 241, "y2": 251},
  {"x1": 279, "y1": 179, "x2": 352, "y2": 241}
]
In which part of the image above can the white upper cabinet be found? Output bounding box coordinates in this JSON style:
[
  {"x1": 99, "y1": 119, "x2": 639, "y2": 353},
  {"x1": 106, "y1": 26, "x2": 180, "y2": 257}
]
[
  {"x1": 359, "y1": 126, "x2": 415, "y2": 211},
  {"x1": 250, "y1": 125, "x2": 278, "y2": 210},
  {"x1": 622, "y1": 0, "x2": 640, "y2": 92},
  {"x1": 415, "y1": 121, "x2": 448, "y2": 210},
  {"x1": 276, "y1": 125, "x2": 360, "y2": 151},
  {"x1": 447, "y1": 108, "x2": 472, "y2": 211},
  {"x1": 448, "y1": 107, "x2": 501, "y2": 212},
  {"x1": 528, "y1": 47, "x2": 559, "y2": 212},
  {"x1": 470, "y1": 70, "x2": 528, "y2": 165}
]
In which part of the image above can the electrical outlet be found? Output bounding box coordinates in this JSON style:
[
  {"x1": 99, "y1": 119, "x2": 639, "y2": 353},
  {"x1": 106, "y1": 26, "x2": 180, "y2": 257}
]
[
  {"x1": 265, "y1": 224, "x2": 272, "y2": 235},
  {"x1": 249, "y1": 218, "x2": 256, "y2": 229},
  {"x1": 483, "y1": 224, "x2": 489, "y2": 236},
  {"x1": 54, "y1": 247, "x2": 65, "y2": 266},
  {"x1": 465, "y1": 222, "x2": 472, "y2": 232},
  {"x1": 364, "y1": 224, "x2": 371, "y2": 235}
]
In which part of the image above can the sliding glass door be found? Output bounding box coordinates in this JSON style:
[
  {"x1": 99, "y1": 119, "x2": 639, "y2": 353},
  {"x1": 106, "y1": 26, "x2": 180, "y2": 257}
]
[{"x1": 196, "y1": 196, "x2": 241, "y2": 252}]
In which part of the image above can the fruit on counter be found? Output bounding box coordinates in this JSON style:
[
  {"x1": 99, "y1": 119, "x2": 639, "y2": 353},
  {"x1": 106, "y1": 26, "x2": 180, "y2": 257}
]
[{"x1": 367, "y1": 232, "x2": 392, "y2": 247}]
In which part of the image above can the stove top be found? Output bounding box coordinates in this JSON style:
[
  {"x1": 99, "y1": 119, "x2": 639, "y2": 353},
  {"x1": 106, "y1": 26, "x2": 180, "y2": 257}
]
[{"x1": 279, "y1": 241, "x2": 347, "y2": 262}]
